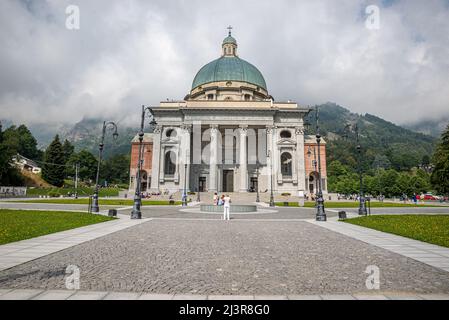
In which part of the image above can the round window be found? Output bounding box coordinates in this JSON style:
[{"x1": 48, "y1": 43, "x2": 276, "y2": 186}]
[
  {"x1": 166, "y1": 129, "x2": 177, "y2": 138},
  {"x1": 280, "y1": 130, "x2": 292, "y2": 139}
]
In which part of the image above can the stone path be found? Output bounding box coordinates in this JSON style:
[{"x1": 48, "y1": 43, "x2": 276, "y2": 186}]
[
  {"x1": 1, "y1": 219, "x2": 448, "y2": 295},
  {"x1": 0, "y1": 212, "x2": 147, "y2": 272},
  {"x1": 1, "y1": 288, "x2": 449, "y2": 300},
  {"x1": 307, "y1": 219, "x2": 449, "y2": 273}
]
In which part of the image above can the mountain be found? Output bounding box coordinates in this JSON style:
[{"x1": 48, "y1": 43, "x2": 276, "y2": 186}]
[
  {"x1": 60, "y1": 117, "x2": 137, "y2": 159},
  {"x1": 6, "y1": 102, "x2": 437, "y2": 171},
  {"x1": 404, "y1": 117, "x2": 449, "y2": 138},
  {"x1": 305, "y1": 102, "x2": 437, "y2": 171}
]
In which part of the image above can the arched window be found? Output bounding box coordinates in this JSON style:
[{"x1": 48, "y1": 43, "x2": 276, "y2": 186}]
[
  {"x1": 280, "y1": 130, "x2": 292, "y2": 139},
  {"x1": 166, "y1": 129, "x2": 177, "y2": 138},
  {"x1": 164, "y1": 151, "x2": 176, "y2": 176},
  {"x1": 281, "y1": 152, "x2": 292, "y2": 177}
]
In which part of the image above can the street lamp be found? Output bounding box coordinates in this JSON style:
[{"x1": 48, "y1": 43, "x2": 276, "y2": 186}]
[
  {"x1": 344, "y1": 123, "x2": 367, "y2": 216},
  {"x1": 92, "y1": 121, "x2": 119, "y2": 213},
  {"x1": 131, "y1": 105, "x2": 157, "y2": 219},
  {"x1": 182, "y1": 154, "x2": 188, "y2": 207},
  {"x1": 267, "y1": 150, "x2": 275, "y2": 207},
  {"x1": 255, "y1": 160, "x2": 260, "y2": 202},
  {"x1": 314, "y1": 106, "x2": 326, "y2": 222}
]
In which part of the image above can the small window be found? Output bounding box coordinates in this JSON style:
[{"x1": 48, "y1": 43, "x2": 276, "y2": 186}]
[
  {"x1": 244, "y1": 94, "x2": 251, "y2": 101},
  {"x1": 280, "y1": 130, "x2": 292, "y2": 139},
  {"x1": 207, "y1": 94, "x2": 214, "y2": 100},
  {"x1": 166, "y1": 129, "x2": 177, "y2": 138}
]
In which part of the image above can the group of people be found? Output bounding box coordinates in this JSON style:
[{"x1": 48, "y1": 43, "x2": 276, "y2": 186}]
[{"x1": 213, "y1": 192, "x2": 232, "y2": 220}]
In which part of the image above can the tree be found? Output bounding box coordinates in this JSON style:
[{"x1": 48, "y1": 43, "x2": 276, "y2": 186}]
[
  {"x1": 431, "y1": 124, "x2": 449, "y2": 195},
  {"x1": 101, "y1": 154, "x2": 130, "y2": 185},
  {"x1": 62, "y1": 139, "x2": 75, "y2": 163},
  {"x1": 42, "y1": 135, "x2": 65, "y2": 187},
  {"x1": 66, "y1": 150, "x2": 98, "y2": 182},
  {"x1": 0, "y1": 122, "x2": 23, "y2": 186},
  {"x1": 2, "y1": 124, "x2": 41, "y2": 160}
]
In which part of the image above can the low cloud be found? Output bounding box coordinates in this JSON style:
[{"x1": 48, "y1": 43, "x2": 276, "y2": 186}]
[{"x1": 1, "y1": 0, "x2": 448, "y2": 128}]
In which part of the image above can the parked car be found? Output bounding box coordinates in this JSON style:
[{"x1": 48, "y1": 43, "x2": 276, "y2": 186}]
[{"x1": 418, "y1": 193, "x2": 439, "y2": 201}]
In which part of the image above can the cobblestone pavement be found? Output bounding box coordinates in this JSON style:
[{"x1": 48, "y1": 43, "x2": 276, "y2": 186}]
[
  {"x1": 0, "y1": 219, "x2": 448, "y2": 295},
  {"x1": 137, "y1": 206, "x2": 335, "y2": 220}
]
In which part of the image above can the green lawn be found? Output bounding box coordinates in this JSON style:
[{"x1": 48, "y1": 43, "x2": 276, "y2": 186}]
[
  {"x1": 343, "y1": 215, "x2": 449, "y2": 248},
  {"x1": 0, "y1": 209, "x2": 114, "y2": 245},
  {"x1": 27, "y1": 187, "x2": 120, "y2": 197},
  {"x1": 10, "y1": 199, "x2": 182, "y2": 206},
  {"x1": 274, "y1": 201, "x2": 445, "y2": 208}
]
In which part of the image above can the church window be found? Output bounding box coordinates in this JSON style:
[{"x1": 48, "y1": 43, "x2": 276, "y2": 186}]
[
  {"x1": 164, "y1": 151, "x2": 176, "y2": 176},
  {"x1": 281, "y1": 152, "x2": 292, "y2": 177},
  {"x1": 280, "y1": 130, "x2": 292, "y2": 139},
  {"x1": 166, "y1": 129, "x2": 177, "y2": 138}
]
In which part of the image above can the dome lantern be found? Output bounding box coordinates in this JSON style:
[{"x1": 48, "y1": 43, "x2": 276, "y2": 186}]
[{"x1": 222, "y1": 26, "x2": 237, "y2": 56}]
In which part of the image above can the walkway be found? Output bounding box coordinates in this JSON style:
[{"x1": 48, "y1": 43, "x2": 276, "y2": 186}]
[
  {"x1": 1, "y1": 288, "x2": 448, "y2": 300},
  {"x1": 0, "y1": 211, "x2": 148, "y2": 272}
]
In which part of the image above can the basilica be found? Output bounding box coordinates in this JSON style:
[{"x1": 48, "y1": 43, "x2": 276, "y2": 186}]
[{"x1": 129, "y1": 30, "x2": 327, "y2": 200}]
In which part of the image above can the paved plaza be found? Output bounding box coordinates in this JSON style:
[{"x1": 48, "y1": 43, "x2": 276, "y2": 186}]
[{"x1": 0, "y1": 202, "x2": 449, "y2": 298}]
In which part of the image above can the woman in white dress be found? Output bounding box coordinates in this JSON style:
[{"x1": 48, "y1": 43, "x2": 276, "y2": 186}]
[{"x1": 223, "y1": 194, "x2": 231, "y2": 220}]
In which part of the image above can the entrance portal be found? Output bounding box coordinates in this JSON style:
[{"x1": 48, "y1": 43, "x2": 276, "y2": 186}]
[{"x1": 222, "y1": 170, "x2": 234, "y2": 192}]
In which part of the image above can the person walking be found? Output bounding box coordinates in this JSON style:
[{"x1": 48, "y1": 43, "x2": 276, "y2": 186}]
[
  {"x1": 213, "y1": 192, "x2": 218, "y2": 205},
  {"x1": 223, "y1": 194, "x2": 231, "y2": 220}
]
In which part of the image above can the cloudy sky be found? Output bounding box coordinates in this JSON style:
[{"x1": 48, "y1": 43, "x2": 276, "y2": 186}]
[{"x1": 1, "y1": 0, "x2": 448, "y2": 130}]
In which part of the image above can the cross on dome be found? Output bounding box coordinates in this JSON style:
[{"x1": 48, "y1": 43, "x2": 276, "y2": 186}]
[{"x1": 227, "y1": 25, "x2": 233, "y2": 36}]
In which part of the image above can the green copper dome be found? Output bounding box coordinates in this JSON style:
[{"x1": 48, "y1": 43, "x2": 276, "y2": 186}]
[
  {"x1": 222, "y1": 35, "x2": 237, "y2": 45},
  {"x1": 192, "y1": 56, "x2": 267, "y2": 90}
]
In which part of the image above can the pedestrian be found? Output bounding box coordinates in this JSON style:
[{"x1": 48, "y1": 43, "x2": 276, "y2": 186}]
[
  {"x1": 218, "y1": 195, "x2": 224, "y2": 206},
  {"x1": 223, "y1": 194, "x2": 231, "y2": 220},
  {"x1": 213, "y1": 192, "x2": 218, "y2": 205}
]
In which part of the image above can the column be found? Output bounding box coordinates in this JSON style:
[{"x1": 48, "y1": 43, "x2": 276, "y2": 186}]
[
  {"x1": 296, "y1": 126, "x2": 306, "y2": 205},
  {"x1": 209, "y1": 125, "x2": 218, "y2": 192},
  {"x1": 150, "y1": 126, "x2": 162, "y2": 192},
  {"x1": 181, "y1": 124, "x2": 191, "y2": 192},
  {"x1": 239, "y1": 125, "x2": 248, "y2": 192}
]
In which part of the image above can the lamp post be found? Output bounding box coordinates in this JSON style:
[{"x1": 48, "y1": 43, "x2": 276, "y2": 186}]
[
  {"x1": 74, "y1": 162, "x2": 79, "y2": 199},
  {"x1": 92, "y1": 121, "x2": 119, "y2": 213},
  {"x1": 307, "y1": 146, "x2": 318, "y2": 203},
  {"x1": 267, "y1": 150, "x2": 275, "y2": 207},
  {"x1": 196, "y1": 184, "x2": 201, "y2": 202},
  {"x1": 131, "y1": 105, "x2": 157, "y2": 219},
  {"x1": 255, "y1": 160, "x2": 260, "y2": 202},
  {"x1": 182, "y1": 155, "x2": 188, "y2": 207},
  {"x1": 314, "y1": 106, "x2": 326, "y2": 221},
  {"x1": 344, "y1": 123, "x2": 367, "y2": 216}
]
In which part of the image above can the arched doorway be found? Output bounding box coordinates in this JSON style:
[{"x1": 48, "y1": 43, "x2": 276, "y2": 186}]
[
  {"x1": 309, "y1": 172, "x2": 319, "y2": 195},
  {"x1": 140, "y1": 170, "x2": 148, "y2": 192}
]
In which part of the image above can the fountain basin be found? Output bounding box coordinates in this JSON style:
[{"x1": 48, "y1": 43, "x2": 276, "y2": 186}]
[{"x1": 200, "y1": 204, "x2": 257, "y2": 213}]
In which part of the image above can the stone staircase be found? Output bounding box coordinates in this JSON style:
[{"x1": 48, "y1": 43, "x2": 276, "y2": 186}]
[{"x1": 196, "y1": 192, "x2": 302, "y2": 205}]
